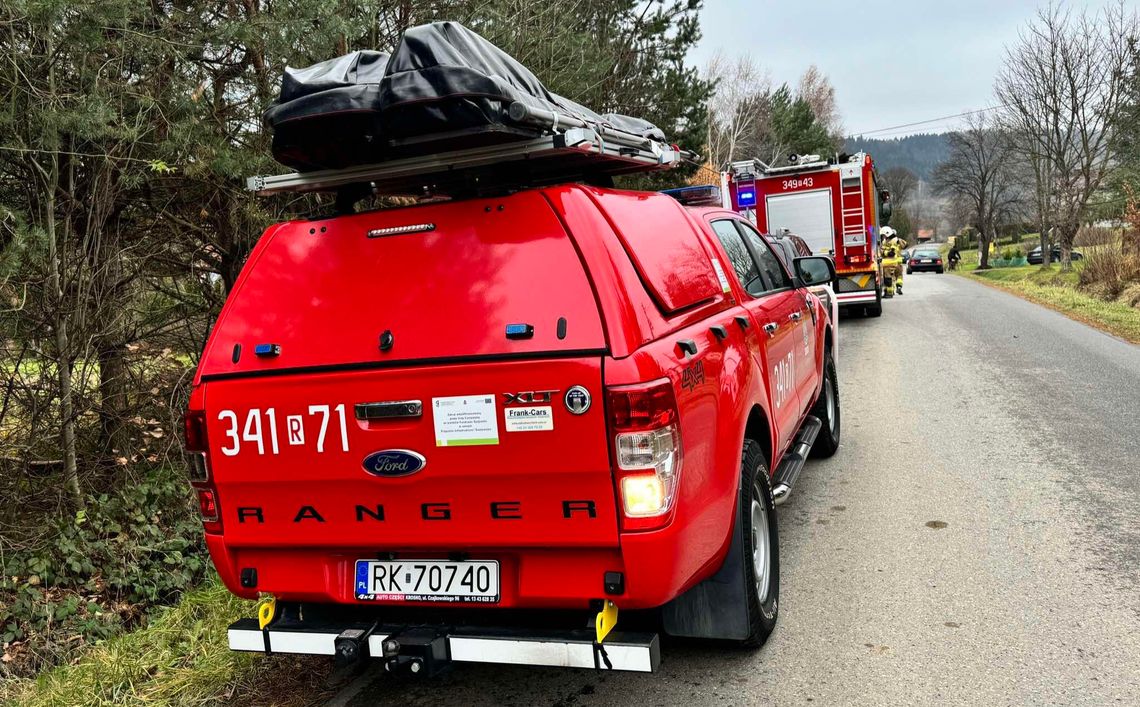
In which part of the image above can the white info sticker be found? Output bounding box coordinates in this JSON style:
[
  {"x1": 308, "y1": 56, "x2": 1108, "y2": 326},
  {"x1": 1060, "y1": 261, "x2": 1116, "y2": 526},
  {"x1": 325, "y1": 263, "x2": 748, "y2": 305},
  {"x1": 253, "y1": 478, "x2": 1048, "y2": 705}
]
[
  {"x1": 710, "y1": 257, "x2": 732, "y2": 293},
  {"x1": 504, "y1": 406, "x2": 554, "y2": 432},
  {"x1": 432, "y1": 395, "x2": 499, "y2": 447}
]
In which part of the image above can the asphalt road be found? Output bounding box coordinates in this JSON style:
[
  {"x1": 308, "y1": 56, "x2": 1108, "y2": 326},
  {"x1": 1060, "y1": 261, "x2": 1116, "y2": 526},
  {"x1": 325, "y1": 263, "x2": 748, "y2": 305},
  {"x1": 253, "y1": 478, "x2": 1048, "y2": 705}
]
[{"x1": 337, "y1": 272, "x2": 1140, "y2": 706}]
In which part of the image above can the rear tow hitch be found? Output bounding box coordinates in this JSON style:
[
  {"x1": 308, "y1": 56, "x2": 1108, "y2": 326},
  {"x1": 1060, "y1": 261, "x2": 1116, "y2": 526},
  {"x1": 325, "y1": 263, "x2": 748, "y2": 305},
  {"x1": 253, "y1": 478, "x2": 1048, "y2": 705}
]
[
  {"x1": 334, "y1": 623, "x2": 378, "y2": 667},
  {"x1": 380, "y1": 627, "x2": 450, "y2": 677}
]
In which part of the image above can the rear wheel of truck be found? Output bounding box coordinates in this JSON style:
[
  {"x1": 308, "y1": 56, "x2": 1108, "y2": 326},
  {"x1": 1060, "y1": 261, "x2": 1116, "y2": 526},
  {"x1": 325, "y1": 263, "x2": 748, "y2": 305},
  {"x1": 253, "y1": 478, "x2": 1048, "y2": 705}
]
[
  {"x1": 740, "y1": 439, "x2": 780, "y2": 648},
  {"x1": 809, "y1": 347, "x2": 840, "y2": 458},
  {"x1": 866, "y1": 286, "x2": 883, "y2": 317}
]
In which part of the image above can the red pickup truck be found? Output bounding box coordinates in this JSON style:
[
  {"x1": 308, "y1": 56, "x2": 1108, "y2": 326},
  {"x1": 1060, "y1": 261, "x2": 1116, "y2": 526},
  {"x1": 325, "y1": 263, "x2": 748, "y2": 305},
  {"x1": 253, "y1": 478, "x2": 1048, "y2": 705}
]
[{"x1": 183, "y1": 182, "x2": 841, "y2": 673}]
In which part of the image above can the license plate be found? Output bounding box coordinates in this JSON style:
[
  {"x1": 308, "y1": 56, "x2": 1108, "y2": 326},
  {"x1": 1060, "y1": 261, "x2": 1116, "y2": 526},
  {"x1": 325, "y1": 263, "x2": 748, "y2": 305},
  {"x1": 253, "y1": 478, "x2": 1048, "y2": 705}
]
[
  {"x1": 354, "y1": 559, "x2": 500, "y2": 603},
  {"x1": 921, "y1": 259, "x2": 932, "y2": 263}
]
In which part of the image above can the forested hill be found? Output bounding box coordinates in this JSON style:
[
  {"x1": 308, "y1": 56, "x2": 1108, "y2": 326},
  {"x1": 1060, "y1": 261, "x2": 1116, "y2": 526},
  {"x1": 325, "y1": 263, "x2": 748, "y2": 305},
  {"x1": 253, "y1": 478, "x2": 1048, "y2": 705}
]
[{"x1": 844, "y1": 133, "x2": 951, "y2": 181}]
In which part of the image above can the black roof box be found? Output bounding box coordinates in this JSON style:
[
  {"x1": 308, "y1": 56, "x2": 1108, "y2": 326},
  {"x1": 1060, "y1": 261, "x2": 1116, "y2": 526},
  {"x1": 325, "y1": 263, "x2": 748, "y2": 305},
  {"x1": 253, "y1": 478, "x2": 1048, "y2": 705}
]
[
  {"x1": 264, "y1": 50, "x2": 389, "y2": 171},
  {"x1": 262, "y1": 22, "x2": 665, "y2": 171}
]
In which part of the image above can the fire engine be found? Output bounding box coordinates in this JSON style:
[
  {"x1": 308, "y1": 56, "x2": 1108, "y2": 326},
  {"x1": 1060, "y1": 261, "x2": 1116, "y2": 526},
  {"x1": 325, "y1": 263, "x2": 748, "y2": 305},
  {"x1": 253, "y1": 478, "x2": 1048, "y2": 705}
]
[{"x1": 722, "y1": 153, "x2": 892, "y2": 317}]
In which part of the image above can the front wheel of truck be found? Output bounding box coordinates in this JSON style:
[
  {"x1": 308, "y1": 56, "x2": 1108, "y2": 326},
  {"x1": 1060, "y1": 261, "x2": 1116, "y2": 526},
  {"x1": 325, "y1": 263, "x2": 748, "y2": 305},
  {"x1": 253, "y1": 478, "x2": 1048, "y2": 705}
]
[{"x1": 740, "y1": 439, "x2": 780, "y2": 648}]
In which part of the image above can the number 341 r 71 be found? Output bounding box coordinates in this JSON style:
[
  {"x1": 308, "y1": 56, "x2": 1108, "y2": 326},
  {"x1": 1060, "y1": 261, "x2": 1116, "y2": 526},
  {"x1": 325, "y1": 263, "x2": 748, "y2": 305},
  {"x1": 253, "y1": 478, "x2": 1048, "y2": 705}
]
[{"x1": 215, "y1": 405, "x2": 350, "y2": 457}]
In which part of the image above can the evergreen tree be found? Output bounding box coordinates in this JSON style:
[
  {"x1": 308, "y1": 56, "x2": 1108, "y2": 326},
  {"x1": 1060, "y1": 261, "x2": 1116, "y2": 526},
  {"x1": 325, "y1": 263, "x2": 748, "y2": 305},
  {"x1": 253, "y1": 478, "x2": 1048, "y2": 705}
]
[
  {"x1": 1111, "y1": 40, "x2": 1140, "y2": 198},
  {"x1": 0, "y1": 0, "x2": 716, "y2": 510},
  {"x1": 769, "y1": 85, "x2": 838, "y2": 161}
]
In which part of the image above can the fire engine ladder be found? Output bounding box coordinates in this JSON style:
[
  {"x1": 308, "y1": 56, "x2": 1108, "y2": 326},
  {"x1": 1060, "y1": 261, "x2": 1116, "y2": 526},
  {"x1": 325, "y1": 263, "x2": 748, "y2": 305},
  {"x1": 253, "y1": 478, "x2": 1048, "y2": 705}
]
[
  {"x1": 839, "y1": 172, "x2": 866, "y2": 245},
  {"x1": 247, "y1": 102, "x2": 698, "y2": 197}
]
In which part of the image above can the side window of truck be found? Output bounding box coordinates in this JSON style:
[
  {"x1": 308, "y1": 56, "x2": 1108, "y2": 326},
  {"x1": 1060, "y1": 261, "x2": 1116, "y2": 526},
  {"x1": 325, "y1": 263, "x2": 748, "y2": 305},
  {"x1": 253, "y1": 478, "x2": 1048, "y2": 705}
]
[
  {"x1": 736, "y1": 221, "x2": 792, "y2": 292},
  {"x1": 711, "y1": 220, "x2": 765, "y2": 296}
]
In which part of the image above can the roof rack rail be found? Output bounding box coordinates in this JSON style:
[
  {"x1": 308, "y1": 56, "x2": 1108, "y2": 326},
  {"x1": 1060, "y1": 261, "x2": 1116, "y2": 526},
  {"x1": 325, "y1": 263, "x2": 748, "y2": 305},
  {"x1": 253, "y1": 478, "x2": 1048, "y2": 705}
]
[
  {"x1": 247, "y1": 102, "x2": 699, "y2": 197},
  {"x1": 727, "y1": 158, "x2": 769, "y2": 179},
  {"x1": 661, "y1": 184, "x2": 722, "y2": 206}
]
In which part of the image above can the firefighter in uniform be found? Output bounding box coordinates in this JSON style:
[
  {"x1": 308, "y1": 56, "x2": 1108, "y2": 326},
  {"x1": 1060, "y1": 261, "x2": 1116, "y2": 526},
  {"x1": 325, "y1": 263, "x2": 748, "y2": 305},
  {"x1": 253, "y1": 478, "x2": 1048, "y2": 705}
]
[{"x1": 879, "y1": 226, "x2": 907, "y2": 296}]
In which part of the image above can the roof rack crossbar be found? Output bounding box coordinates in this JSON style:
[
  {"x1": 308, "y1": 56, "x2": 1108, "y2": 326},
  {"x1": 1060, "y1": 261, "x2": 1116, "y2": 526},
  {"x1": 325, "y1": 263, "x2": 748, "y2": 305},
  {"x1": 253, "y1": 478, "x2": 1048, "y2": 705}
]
[{"x1": 761, "y1": 161, "x2": 832, "y2": 174}]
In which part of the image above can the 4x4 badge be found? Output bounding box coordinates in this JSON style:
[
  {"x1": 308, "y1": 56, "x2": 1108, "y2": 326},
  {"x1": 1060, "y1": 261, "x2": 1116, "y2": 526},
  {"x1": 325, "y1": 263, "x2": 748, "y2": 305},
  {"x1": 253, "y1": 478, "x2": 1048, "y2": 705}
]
[{"x1": 564, "y1": 386, "x2": 591, "y2": 415}]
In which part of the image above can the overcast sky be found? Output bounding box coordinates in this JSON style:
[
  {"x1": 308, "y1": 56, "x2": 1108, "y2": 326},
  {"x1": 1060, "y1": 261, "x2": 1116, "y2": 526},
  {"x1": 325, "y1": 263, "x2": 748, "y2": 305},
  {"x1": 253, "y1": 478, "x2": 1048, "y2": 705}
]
[{"x1": 689, "y1": 1, "x2": 1118, "y2": 138}]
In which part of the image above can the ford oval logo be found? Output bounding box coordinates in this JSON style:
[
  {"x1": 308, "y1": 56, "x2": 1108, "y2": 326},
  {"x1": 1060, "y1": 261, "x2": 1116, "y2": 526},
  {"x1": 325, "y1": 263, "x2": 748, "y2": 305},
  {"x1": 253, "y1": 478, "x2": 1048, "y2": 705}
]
[{"x1": 362, "y1": 449, "x2": 426, "y2": 477}]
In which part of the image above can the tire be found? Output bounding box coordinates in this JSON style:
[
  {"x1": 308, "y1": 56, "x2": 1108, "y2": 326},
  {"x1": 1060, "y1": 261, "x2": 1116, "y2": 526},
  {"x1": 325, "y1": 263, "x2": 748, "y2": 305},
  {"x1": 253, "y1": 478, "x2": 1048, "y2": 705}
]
[
  {"x1": 866, "y1": 285, "x2": 883, "y2": 317},
  {"x1": 937, "y1": 268, "x2": 944, "y2": 274},
  {"x1": 809, "y1": 347, "x2": 840, "y2": 458},
  {"x1": 739, "y1": 439, "x2": 779, "y2": 648},
  {"x1": 906, "y1": 268, "x2": 912, "y2": 275}
]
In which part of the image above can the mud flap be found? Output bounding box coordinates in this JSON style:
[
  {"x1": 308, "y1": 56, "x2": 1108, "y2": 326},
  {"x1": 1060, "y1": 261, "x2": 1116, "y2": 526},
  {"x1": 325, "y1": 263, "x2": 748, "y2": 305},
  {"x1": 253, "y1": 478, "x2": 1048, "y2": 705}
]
[{"x1": 660, "y1": 479, "x2": 750, "y2": 640}]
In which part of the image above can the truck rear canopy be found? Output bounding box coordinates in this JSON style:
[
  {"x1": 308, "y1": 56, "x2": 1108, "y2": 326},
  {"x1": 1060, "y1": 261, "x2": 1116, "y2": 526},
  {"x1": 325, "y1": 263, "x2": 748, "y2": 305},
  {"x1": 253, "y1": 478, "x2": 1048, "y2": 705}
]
[{"x1": 198, "y1": 191, "x2": 606, "y2": 380}]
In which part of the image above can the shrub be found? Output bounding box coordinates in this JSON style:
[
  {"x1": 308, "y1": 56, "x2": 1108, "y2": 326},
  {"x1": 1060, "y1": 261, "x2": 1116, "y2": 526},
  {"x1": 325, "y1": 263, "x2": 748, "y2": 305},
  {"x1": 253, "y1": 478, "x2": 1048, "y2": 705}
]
[
  {"x1": 1077, "y1": 240, "x2": 1140, "y2": 302},
  {"x1": 1075, "y1": 226, "x2": 1118, "y2": 248},
  {"x1": 0, "y1": 465, "x2": 207, "y2": 676},
  {"x1": 1078, "y1": 241, "x2": 1123, "y2": 298}
]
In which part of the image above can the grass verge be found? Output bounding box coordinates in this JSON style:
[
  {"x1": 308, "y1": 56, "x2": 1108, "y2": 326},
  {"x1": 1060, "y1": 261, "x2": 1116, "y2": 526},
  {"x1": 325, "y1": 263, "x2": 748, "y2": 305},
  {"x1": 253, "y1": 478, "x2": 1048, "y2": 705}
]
[
  {"x1": 1, "y1": 580, "x2": 335, "y2": 707},
  {"x1": 964, "y1": 265, "x2": 1140, "y2": 344}
]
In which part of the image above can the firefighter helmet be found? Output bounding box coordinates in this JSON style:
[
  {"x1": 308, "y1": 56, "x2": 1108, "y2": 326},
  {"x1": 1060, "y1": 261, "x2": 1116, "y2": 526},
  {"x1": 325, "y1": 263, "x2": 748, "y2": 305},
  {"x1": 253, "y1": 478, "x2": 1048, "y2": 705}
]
[{"x1": 881, "y1": 226, "x2": 897, "y2": 238}]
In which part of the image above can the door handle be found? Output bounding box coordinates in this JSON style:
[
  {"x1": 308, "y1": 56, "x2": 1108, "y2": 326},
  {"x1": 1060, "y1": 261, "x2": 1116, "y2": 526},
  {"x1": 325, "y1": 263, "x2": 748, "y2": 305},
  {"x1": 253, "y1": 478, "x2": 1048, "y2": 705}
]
[
  {"x1": 763, "y1": 322, "x2": 779, "y2": 335},
  {"x1": 789, "y1": 312, "x2": 803, "y2": 321},
  {"x1": 355, "y1": 400, "x2": 423, "y2": 420}
]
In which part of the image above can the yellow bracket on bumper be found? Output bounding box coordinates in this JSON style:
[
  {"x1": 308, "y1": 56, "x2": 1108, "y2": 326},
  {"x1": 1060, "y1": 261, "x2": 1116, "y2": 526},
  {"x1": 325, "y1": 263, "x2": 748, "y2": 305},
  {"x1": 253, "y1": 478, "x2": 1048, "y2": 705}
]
[
  {"x1": 257, "y1": 596, "x2": 277, "y2": 630},
  {"x1": 595, "y1": 600, "x2": 618, "y2": 644}
]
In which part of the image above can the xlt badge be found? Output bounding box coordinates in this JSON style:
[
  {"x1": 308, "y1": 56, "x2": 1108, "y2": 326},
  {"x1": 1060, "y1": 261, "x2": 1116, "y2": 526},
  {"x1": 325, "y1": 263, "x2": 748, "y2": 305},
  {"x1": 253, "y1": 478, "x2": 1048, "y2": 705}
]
[
  {"x1": 362, "y1": 449, "x2": 426, "y2": 477},
  {"x1": 503, "y1": 390, "x2": 559, "y2": 405}
]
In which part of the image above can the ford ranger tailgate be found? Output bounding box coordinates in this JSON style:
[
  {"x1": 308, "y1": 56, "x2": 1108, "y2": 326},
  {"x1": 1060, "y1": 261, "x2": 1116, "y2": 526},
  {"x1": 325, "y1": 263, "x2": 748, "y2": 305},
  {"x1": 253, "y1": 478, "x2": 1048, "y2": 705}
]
[{"x1": 202, "y1": 356, "x2": 615, "y2": 548}]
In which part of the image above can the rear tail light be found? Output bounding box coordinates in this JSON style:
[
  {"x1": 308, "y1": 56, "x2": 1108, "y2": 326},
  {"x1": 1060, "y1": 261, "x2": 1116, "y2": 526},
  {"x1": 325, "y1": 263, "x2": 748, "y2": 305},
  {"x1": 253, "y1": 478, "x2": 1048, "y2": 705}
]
[
  {"x1": 182, "y1": 410, "x2": 222, "y2": 533},
  {"x1": 183, "y1": 410, "x2": 207, "y2": 451},
  {"x1": 197, "y1": 489, "x2": 219, "y2": 522},
  {"x1": 606, "y1": 379, "x2": 683, "y2": 531},
  {"x1": 182, "y1": 410, "x2": 211, "y2": 483}
]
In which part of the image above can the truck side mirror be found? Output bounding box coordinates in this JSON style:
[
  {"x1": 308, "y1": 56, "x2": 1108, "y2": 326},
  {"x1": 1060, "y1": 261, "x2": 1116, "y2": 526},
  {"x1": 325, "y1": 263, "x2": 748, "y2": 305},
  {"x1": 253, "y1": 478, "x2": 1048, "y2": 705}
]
[{"x1": 793, "y1": 256, "x2": 836, "y2": 290}]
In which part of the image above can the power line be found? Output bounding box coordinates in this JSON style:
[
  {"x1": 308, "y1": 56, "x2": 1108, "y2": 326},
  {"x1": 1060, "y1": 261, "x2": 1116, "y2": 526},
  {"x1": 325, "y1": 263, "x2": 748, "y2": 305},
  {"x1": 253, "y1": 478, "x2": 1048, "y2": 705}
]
[{"x1": 848, "y1": 105, "x2": 1005, "y2": 138}]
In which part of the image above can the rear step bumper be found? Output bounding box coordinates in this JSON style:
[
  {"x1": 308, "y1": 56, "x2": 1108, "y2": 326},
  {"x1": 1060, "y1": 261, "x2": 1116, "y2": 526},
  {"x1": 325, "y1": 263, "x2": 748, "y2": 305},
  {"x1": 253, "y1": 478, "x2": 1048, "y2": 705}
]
[
  {"x1": 228, "y1": 618, "x2": 659, "y2": 674},
  {"x1": 771, "y1": 415, "x2": 822, "y2": 505},
  {"x1": 835, "y1": 291, "x2": 879, "y2": 305}
]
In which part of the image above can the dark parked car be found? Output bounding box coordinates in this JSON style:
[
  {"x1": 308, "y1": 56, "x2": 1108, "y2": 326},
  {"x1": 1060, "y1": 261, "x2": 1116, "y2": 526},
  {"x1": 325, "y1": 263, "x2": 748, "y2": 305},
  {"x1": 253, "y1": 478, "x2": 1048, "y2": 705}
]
[
  {"x1": 907, "y1": 248, "x2": 944, "y2": 274},
  {"x1": 1027, "y1": 245, "x2": 1084, "y2": 265},
  {"x1": 767, "y1": 232, "x2": 838, "y2": 335},
  {"x1": 768, "y1": 232, "x2": 813, "y2": 262}
]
